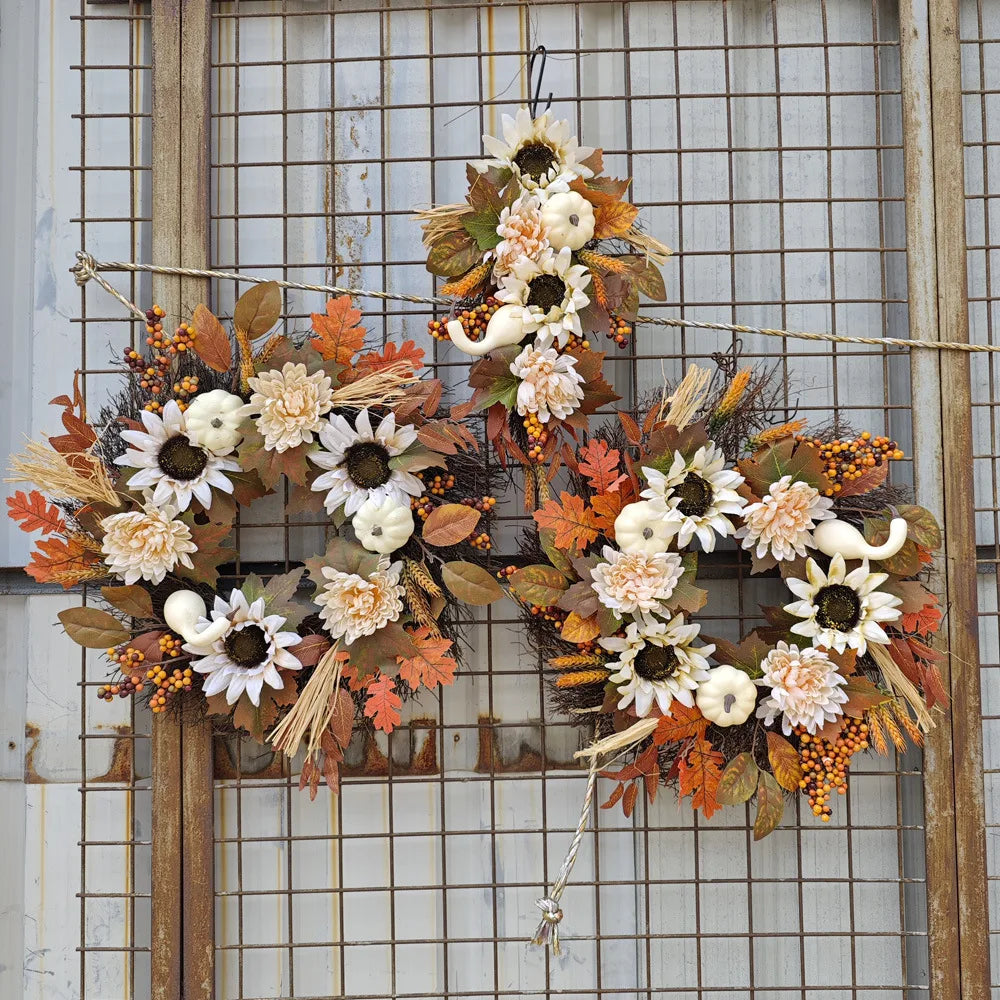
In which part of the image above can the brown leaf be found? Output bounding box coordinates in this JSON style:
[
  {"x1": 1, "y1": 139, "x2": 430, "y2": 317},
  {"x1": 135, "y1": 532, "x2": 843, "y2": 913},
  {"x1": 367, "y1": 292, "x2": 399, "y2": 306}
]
[
  {"x1": 58, "y1": 606, "x2": 130, "y2": 648},
  {"x1": 593, "y1": 200, "x2": 639, "y2": 239},
  {"x1": 678, "y1": 736, "x2": 724, "y2": 819},
  {"x1": 716, "y1": 752, "x2": 759, "y2": 805},
  {"x1": 234, "y1": 281, "x2": 283, "y2": 338},
  {"x1": 560, "y1": 612, "x2": 601, "y2": 644},
  {"x1": 766, "y1": 731, "x2": 804, "y2": 792},
  {"x1": 26, "y1": 535, "x2": 103, "y2": 589},
  {"x1": 422, "y1": 503, "x2": 481, "y2": 547},
  {"x1": 295, "y1": 634, "x2": 332, "y2": 667},
  {"x1": 191, "y1": 303, "x2": 233, "y2": 372},
  {"x1": 753, "y1": 771, "x2": 785, "y2": 841},
  {"x1": 652, "y1": 703, "x2": 709, "y2": 745},
  {"x1": 101, "y1": 585, "x2": 154, "y2": 620},
  {"x1": 441, "y1": 561, "x2": 504, "y2": 606}
]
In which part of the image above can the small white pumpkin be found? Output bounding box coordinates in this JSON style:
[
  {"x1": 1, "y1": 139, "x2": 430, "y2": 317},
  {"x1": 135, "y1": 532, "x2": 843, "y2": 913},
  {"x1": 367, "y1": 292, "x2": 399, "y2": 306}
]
[
  {"x1": 352, "y1": 496, "x2": 415, "y2": 554},
  {"x1": 163, "y1": 589, "x2": 230, "y2": 649},
  {"x1": 613, "y1": 501, "x2": 678, "y2": 556},
  {"x1": 695, "y1": 665, "x2": 758, "y2": 727},
  {"x1": 540, "y1": 191, "x2": 596, "y2": 251},
  {"x1": 183, "y1": 389, "x2": 246, "y2": 454}
]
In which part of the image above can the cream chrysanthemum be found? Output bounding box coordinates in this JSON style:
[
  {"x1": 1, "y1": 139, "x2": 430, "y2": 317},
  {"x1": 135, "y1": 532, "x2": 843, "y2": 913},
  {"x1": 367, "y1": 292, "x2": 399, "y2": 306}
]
[
  {"x1": 100, "y1": 500, "x2": 196, "y2": 585},
  {"x1": 116, "y1": 399, "x2": 239, "y2": 512},
  {"x1": 476, "y1": 108, "x2": 594, "y2": 198},
  {"x1": 737, "y1": 475, "x2": 835, "y2": 561},
  {"x1": 186, "y1": 589, "x2": 303, "y2": 707},
  {"x1": 242, "y1": 362, "x2": 334, "y2": 453},
  {"x1": 310, "y1": 408, "x2": 423, "y2": 516},
  {"x1": 640, "y1": 443, "x2": 746, "y2": 552},
  {"x1": 510, "y1": 344, "x2": 585, "y2": 423},
  {"x1": 784, "y1": 553, "x2": 902, "y2": 654},
  {"x1": 590, "y1": 544, "x2": 684, "y2": 621},
  {"x1": 492, "y1": 195, "x2": 550, "y2": 275},
  {"x1": 496, "y1": 247, "x2": 591, "y2": 349},
  {"x1": 316, "y1": 556, "x2": 405, "y2": 645},
  {"x1": 756, "y1": 641, "x2": 848, "y2": 735},
  {"x1": 600, "y1": 616, "x2": 714, "y2": 717}
]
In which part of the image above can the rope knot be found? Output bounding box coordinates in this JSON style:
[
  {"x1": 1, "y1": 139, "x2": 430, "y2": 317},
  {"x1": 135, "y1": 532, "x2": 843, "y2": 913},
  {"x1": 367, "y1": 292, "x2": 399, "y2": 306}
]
[
  {"x1": 71, "y1": 251, "x2": 97, "y2": 286},
  {"x1": 530, "y1": 897, "x2": 565, "y2": 954},
  {"x1": 537, "y1": 898, "x2": 563, "y2": 924}
]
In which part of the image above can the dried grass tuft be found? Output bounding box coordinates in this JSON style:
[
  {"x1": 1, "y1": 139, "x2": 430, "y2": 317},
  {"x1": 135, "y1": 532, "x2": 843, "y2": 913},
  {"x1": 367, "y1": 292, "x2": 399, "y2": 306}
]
[{"x1": 7, "y1": 439, "x2": 121, "y2": 508}]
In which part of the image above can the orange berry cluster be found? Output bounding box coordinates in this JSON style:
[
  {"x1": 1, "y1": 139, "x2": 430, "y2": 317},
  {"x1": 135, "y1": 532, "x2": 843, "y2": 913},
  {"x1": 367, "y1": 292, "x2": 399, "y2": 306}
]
[
  {"x1": 420, "y1": 471, "x2": 455, "y2": 497},
  {"x1": 496, "y1": 564, "x2": 518, "y2": 581},
  {"x1": 97, "y1": 645, "x2": 148, "y2": 701},
  {"x1": 171, "y1": 373, "x2": 201, "y2": 407},
  {"x1": 467, "y1": 530, "x2": 492, "y2": 551},
  {"x1": 123, "y1": 344, "x2": 173, "y2": 412},
  {"x1": 428, "y1": 297, "x2": 500, "y2": 343},
  {"x1": 523, "y1": 413, "x2": 550, "y2": 461},
  {"x1": 410, "y1": 495, "x2": 434, "y2": 521},
  {"x1": 147, "y1": 664, "x2": 195, "y2": 714},
  {"x1": 796, "y1": 721, "x2": 869, "y2": 821},
  {"x1": 559, "y1": 332, "x2": 592, "y2": 352},
  {"x1": 462, "y1": 495, "x2": 497, "y2": 514},
  {"x1": 605, "y1": 314, "x2": 632, "y2": 348},
  {"x1": 146, "y1": 310, "x2": 197, "y2": 357},
  {"x1": 798, "y1": 431, "x2": 904, "y2": 497},
  {"x1": 529, "y1": 603, "x2": 566, "y2": 626}
]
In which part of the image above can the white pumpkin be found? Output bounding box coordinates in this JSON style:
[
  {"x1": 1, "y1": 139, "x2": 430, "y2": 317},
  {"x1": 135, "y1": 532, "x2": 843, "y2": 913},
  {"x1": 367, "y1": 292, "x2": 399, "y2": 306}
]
[
  {"x1": 613, "y1": 501, "x2": 678, "y2": 555},
  {"x1": 695, "y1": 665, "x2": 758, "y2": 727},
  {"x1": 183, "y1": 389, "x2": 246, "y2": 454},
  {"x1": 352, "y1": 496, "x2": 415, "y2": 554},
  {"x1": 540, "y1": 191, "x2": 596, "y2": 251}
]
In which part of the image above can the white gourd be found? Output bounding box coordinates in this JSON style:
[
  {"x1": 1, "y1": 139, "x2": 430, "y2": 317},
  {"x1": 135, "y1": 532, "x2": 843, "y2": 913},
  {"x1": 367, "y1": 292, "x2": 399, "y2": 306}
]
[
  {"x1": 695, "y1": 665, "x2": 758, "y2": 727},
  {"x1": 540, "y1": 191, "x2": 596, "y2": 251},
  {"x1": 811, "y1": 516, "x2": 908, "y2": 561},
  {"x1": 445, "y1": 303, "x2": 528, "y2": 357},
  {"x1": 183, "y1": 389, "x2": 246, "y2": 454},
  {"x1": 613, "y1": 501, "x2": 678, "y2": 556},
  {"x1": 163, "y1": 589, "x2": 230, "y2": 649},
  {"x1": 352, "y1": 496, "x2": 415, "y2": 554}
]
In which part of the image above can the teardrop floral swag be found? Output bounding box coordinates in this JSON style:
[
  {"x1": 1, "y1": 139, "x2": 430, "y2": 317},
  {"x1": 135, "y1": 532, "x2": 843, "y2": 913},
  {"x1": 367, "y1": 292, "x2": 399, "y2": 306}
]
[{"x1": 6, "y1": 285, "x2": 505, "y2": 796}]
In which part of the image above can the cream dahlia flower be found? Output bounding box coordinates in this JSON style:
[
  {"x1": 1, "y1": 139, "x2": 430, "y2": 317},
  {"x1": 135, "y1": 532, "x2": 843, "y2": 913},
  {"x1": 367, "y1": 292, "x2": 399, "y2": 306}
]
[
  {"x1": 590, "y1": 544, "x2": 684, "y2": 622},
  {"x1": 316, "y1": 556, "x2": 405, "y2": 645},
  {"x1": 476, "y1": 107, "x2": 594, "y2": 198},
  {"x1": 100, "y1": 500, "x2": 196, "y2": 585},
  {"x1": 310, "y1": 408, "x2": 423, "y2": 516},
  {"x1": 756, "y1": 641, "x2": 849, "y2": 735},
  {"x1": 600, "y1": 615, "x2": 714, "y2": 718},
  {"x1": 186, "y1": 589, "x2": 303, "y2": 707},
  {"x1": 784, "y1": 553, "x2": 902, "y2": 655},
  {"x1": 243, "y1": 362, "x2": 334, "y2": 453},
  {"x1": 492, "y1": 195, "x2": 550, "y2": 275},
  {"x1": 496, "y1": 247, "x2": 591, "y2": 349},
  {"x1": 510, "y1": 344, "x2": 585, "y2": 423},
  {"x1": 737, "y1": 475, "x2": 835, "y2": 561},
  {"x1": 116, "y1": 399, "x2": 239, "y2": 512},
  {"x1": 640, "y1": 443, "x2": 746, "y2": 552}
]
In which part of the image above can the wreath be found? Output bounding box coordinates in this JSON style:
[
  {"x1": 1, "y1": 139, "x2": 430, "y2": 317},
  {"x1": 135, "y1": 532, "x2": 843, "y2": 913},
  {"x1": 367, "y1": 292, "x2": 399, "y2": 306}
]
[{"x1": 7, "y1": 285, "x2": 504, "y2": 795}]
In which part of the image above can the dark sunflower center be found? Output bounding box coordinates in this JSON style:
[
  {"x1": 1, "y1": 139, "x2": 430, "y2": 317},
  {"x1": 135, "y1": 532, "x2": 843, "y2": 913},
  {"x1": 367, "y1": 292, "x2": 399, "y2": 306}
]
[
  {"x1": 157, "y1": 434, "x2": 209, "y2": 481},
  {"x1": 224, "y1": 624, "x2": 270, "y2": 669},
  {"x1": 513, "y1": 141, "x2": 558, "y2": 181},
  {"x1": 526, "y1": 274, "x2": 567, "y2": 313},
  {"x1": 815, "y1": 584, "x2": 862, "y2": 631},
  {"x1": 344, "y1": 442, "x2": 392, "y2": 489},
  {"x1": 633, "y1": 643, "x2": 680, "y2": 683},
  {"x1": 673, "y1": 472, "x2": 714, "y2": 518}
]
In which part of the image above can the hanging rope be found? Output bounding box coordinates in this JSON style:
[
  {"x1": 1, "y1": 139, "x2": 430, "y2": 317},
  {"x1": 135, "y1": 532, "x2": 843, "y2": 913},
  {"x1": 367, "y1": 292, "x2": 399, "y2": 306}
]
[{"x1": 72, "y1": 250, "x2": 994, "y2": 354}]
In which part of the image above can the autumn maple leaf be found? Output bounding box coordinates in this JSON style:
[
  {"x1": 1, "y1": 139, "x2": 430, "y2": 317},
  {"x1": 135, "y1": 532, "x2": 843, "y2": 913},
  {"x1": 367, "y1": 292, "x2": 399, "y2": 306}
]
[
  {"x1": 6, "y1": 490, "x2": 66, "y2": 535},
  {"x1": 652, "y1": 703, "x2": 709, "y2": 745},
  {"x1": 310, "y1": 295, "x2": 366, "y2": 365},
  {"x1": 26, "y1": 535, "x2": 102, "y2": 588},
  {"x1": 902, "y1": 593, "x2": 943, "y2": 636},
  {"x1": 363, "y1": 673, "x2": 402, "y2": 733},
  {"x1": 533, "y1": 492, "x2": 601, "y2": 551},
  {"x1": 577, "y1": 439, "x2": 627, "y2": 494},
  {"x1": 678, "y1": 736, "x2": 724, "y2": 819},
  {"x1": 397, "y1": 627, "x2": 458, "y2": 691}
]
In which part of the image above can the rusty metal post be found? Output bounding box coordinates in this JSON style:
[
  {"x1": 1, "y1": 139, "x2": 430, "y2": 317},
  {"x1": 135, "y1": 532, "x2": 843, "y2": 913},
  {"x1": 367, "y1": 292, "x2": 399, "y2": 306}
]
[{"x1": 150, "y1": 3, "x2": 215, "y2": 1000}]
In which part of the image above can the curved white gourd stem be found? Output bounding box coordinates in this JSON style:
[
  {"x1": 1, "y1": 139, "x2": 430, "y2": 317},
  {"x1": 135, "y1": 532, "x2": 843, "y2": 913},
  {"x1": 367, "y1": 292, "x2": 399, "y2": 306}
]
[
  {"x1": 445, "y1": 303, "x2": 527, "y2": 356},
  {"x1": 163, "y1": 589, "x2": 230, "y2": 648},
  {"x1": 812, "y1": 516, "x2": 909, "y2": 561}
]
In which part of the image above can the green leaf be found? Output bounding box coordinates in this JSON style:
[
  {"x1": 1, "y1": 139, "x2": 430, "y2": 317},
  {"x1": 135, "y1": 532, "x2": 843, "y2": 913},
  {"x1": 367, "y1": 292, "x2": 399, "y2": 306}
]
[
  {"x1": 474, "y1": 371, "x2": 520, "y2": 412},
  {"x1": 462, "y1": 210, "x2": 503, "y2": 251},
  {"x1": 738, "y1": 437, "x2": 831, "y2": 496},
  {"x1": 100, "y1": 585, "x2": 154, "y2": 620},
  {"x1": 539, "y1": 528, "x2": 576, "y2": 578},
  {"x1": 898, "y1": 504, "x2": 942, "y2": 550},
  {"x1": 670, "y1": 552, "x2": 708, "y2": 615},
  {"x1": 508, "y1": 564, "x2": 570, "y2": 606},
  {"x1": 234, "y1": 281, "x2": 282, "y2": 338},
  {"x1": 864, "y1": 515, "x2": 923, "y2": 576},
  {"x1": 305, "y1": 536, "x2": 369, "y2": 592},
  {"x1": 426, "y1": 229, "x2": 482, "y2": 277},
  {"x1": 631, "y1": 259, "x2": 667, "y2": 301},
  {"x1": 240, "y1": 573, "x2": 267, "y2": 604},
  {"x1": 441, "y1": 561, "x2": 504, "y2": 606},
  {"x1": 345, "y1": 621, "x2": 417, "y2": 680},
  {"x1": 716, "y1": 752, "x2": 759, "y2": 805},
  {"x1": 58, "y1": 606, "x2": 130, "y2": 649},
  {"x1": 753, "y1": 771, "x2": 785, "y2": 841},
  {"x1": 263, "y1": 567, "x2": 305, "y2": 607}
]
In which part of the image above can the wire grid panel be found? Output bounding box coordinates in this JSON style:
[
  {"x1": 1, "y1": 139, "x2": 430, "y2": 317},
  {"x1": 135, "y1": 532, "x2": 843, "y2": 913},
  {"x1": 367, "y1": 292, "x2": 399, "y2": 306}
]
[
  {"x1": 61, "y1": 3, "x2": 156, "y2": 1000},
  {"x1": 205, "y1": 2, "x2": 927, "y2": 998},
  {"x1": 960, "y1": 0, "x2": 1000, "y2": 993}
]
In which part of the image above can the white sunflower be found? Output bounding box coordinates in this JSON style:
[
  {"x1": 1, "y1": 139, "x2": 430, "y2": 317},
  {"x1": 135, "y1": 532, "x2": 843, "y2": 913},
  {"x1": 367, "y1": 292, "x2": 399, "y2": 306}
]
[
  {"x1": 116, "y1": 399, "x2": 239, "y2": 512},
  {"x1": 640, "y1": 444, "x2": 746, "y2": 552},
  {"x1": 186, "y1": 589, "x2": 303, "y2": 707},
  {"x1": 784, "y1": 553, "x2": 902, "y2": 655},
  {"x1": 309, "y1": 408, "x2": 423, "y2": 517},
  {"x1": 495, "y1": 247, "x2": 591, "y2": 349},
  {"x1": 476, "y1": 107, "x2": 594, "y2": 198},
  {"x1": 600, "y1": 616, "x2": 714, "y2": 718}
]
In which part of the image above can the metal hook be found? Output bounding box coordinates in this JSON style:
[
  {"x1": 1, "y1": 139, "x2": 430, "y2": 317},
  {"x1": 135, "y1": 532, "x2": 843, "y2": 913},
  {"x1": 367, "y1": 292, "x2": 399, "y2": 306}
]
[{"x1": 528, "y1": 45, "x2": 552, "y2": 117}]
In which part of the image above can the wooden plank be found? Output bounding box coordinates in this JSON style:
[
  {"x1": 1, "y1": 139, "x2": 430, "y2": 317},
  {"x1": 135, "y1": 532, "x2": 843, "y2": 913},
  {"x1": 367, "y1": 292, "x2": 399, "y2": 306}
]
[
  {"x1": 150, "y1": 5, "x2": 183, "y2": 1000},
  {"x1": 926, "y1": 0, "x2": 992, "y2": 995}
]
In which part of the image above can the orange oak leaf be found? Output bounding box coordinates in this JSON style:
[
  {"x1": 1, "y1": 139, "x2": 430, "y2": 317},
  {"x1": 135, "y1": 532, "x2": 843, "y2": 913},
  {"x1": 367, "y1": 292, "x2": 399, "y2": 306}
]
[
  {"x1": 652, "y1": 702, "x2": 709, "y2": 745},
  {"x1": 353, "y1": 339, "x2": 425, "y2": 379},
  {"x1": 678, "y1": 736, "x2": 724, "y2": 819},
  {"x1": 310, "y1": 295, "x2": 366, "y2": 365},
  {"x1": 26, "y1": 535, "x2": 102, "y2": 588},
  {"x1": 533, "y1": 491, "x2": 601, "y2": 551},
  {"x1": 363, "y1": 673, "x2": 402, "y2": 733},
  {"x1": 397, "y1": 626, "x2": 458, "y2": 691},
  {"x1": 6, "y1": 490, "x2": 66, "y2": 535},
  {"x1": 901, "y1": 591, "x2": 943, "y2": 636},
  {"x1": 577, "y1": 439, "x2": 627, "y2": 494}
]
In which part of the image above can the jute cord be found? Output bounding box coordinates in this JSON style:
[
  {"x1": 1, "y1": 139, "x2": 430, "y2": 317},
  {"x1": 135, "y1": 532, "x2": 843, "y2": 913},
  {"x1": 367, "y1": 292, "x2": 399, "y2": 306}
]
[{"x1": 73, "y1": 251, "x2": 992, "y2": 354}]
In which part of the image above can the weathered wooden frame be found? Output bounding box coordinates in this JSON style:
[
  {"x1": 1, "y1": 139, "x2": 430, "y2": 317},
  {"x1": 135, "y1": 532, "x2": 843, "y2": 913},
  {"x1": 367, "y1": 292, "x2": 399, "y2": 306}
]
[{"x1": 141, "y1": 1, "x2": 991, "y2": 997}]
